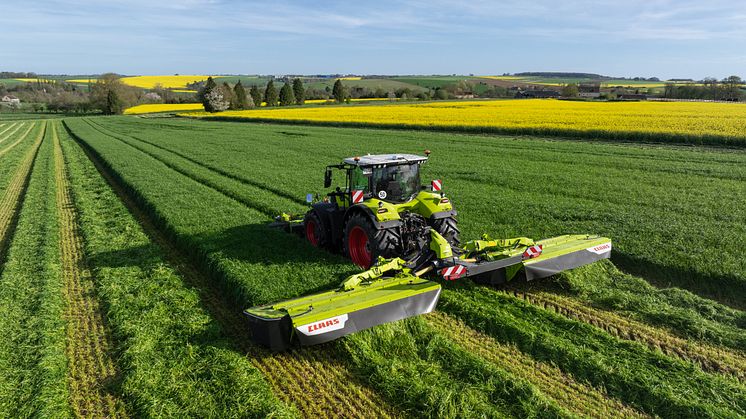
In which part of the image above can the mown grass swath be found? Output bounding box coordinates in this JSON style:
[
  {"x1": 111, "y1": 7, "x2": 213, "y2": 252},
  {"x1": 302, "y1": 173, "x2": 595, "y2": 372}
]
[
  {"x1": 425, "y1": 312, "x2": 648, "y2": 418},
  {"x1": 438, "y1": 284, "x2": 746, "y2": 418},
  {"x1": 0, "y1": 122, "x2": 72, "y2": 417},
  {"x1": 53, "y1": 122, "x2": 126, "y2": 417},
  {"x1": 341, "y1": 317, "x2": 568, "y2": 418},
  {"x1": 63, "y1": 117, "x2": 606, "y2": 416},
  {"x1": 57, "y1": 122, "x2": 294, "y2": 417},
  {"x1": 66, "y1": 119, "x2": 743, "y2": 414},
  {"x1": 89, "y1": 117, "x2": 746, "y2": 341}
]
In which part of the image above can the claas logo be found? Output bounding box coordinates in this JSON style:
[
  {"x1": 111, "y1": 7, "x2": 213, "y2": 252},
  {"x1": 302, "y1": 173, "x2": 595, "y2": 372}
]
[{"x1": 307, "y1": 318, "x2": 341, "y2": 333}]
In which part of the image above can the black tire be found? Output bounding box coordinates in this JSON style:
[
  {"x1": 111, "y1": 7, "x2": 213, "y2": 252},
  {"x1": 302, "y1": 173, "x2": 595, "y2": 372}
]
[
  {"x1": 344, "y1": 213, "x2": 402, "y2": 268},
  {"x1": 431, "y1": 216, "x2": 460, "y2": 247},
  {"x1": 303, "y1": 211, "x2": 328, "y2": 248}
]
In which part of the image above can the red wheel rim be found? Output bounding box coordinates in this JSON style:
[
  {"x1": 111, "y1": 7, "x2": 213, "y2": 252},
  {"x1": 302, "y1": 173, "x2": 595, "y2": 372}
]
[
  {"x1": 306, "y1": 219, "x2": 319, "y2": 246},
  {"x1": 348, "y1": 226, "x2": 372, "y2": 268}
]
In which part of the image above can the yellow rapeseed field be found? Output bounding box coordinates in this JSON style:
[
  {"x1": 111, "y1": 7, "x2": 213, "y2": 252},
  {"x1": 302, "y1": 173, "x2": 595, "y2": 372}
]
[
  {"x1": 124, "y1": 103, "x2": 204, "y2": 114},
  {"x1": 118, "y1": 75, "x2": 213, "y2": 89},
  {"x1": 67, "y1": 75, "x2": 216, "y2": 89},
  {"x1": 182, "y1": 99, "x2": 746, "y2": 143}
]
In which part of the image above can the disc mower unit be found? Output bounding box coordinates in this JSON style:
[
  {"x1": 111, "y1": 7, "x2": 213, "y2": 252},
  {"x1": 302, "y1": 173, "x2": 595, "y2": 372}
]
[
  {"x1": 244, "y1": 258, "x2": 441, "y2": 351},
  {"x1": 250, "y1": 152, "x2": 612, "y2": 350}
]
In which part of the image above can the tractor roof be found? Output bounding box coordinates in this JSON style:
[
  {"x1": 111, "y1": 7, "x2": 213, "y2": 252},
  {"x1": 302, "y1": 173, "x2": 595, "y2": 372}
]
[{"x1": 343, "y1": 154, "x2": 428, "y2": 167}]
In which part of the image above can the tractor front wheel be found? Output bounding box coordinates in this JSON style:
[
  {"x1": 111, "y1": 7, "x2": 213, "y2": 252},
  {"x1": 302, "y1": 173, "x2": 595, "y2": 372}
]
[{"x1": 344, "y1": 213, "x2": 400, "y2": 268}]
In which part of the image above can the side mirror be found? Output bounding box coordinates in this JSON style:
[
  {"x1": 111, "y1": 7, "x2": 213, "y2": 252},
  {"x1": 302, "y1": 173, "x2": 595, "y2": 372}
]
[{"x1": 324, "y1": 169, "x2": 332, "y2": 188}]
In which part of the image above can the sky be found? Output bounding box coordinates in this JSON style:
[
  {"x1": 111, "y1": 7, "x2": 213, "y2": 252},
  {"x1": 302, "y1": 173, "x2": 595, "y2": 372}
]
[{"x1": 2, "y1": 0, "x2": 745, "y2": 79}]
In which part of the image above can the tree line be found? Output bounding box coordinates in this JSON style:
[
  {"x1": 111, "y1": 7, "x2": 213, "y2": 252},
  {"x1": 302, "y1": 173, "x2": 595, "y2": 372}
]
[
  {"x1": 663, "y1": 76, "x2": 744, "y2": 101},
  {"x1": 199, "y1": 77, "x2": 356, "y2": 112}
]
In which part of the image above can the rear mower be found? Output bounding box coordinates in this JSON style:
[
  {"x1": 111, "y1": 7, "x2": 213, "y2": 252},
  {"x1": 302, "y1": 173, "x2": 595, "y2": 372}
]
[{"x1": 248, "y1": 153, "x2": 612, "y2": 351}]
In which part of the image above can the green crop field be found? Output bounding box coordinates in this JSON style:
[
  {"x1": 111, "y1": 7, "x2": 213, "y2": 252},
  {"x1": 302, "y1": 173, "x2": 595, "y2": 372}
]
[{"x1": 0, "y1": 111, "x2": 743, "y2": 417}]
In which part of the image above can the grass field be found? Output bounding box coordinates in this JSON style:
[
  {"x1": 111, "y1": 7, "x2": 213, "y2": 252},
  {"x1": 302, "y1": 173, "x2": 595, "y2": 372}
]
[
  {"x1": 61, "y1": 115, "x2": 746, "y2": 416},
  {"x1": 183, "y1": 98, "x2": 746, "y2": 146},
  {"x1": 0, "y1": 109, "x2": 743, "y2": 417}
]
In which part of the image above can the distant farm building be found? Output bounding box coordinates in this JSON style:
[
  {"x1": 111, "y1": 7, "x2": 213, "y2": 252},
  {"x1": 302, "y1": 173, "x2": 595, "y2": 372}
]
[
  {"x1": 1, "y1": 95, "x2": 20, "y2": 104},
  {"x1": 455, "y1": 93, "x2": 475, "y2": 99},
  {"x1": 578, "y1": 83, "x2": 601, "y2": 98},
  {"x1": 617, "y1": 94, "x2": 647, "y2": 100},
  {"x1": 514, "y1": 90, "x2": 560, "y2": 99}
]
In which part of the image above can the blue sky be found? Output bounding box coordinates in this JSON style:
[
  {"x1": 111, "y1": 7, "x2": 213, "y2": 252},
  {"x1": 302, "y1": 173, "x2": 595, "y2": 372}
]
[{"x1": 3, "y1": 0, "x2": 745, "y2": 79}]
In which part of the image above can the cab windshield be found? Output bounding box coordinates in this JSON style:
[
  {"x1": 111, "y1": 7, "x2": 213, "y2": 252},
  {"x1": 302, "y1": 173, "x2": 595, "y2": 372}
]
[{"x1": 371, "y1": 164, "x2": 420, "y2": 202}]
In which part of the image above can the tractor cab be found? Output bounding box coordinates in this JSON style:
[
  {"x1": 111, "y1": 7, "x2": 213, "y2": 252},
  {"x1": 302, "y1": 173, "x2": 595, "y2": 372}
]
[{"x1": 325, "y1": 154, "x2": 429, "y2": 207}]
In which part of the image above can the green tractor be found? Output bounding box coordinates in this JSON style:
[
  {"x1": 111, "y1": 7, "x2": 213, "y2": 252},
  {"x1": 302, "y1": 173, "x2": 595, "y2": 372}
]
[
  {"x1": 299, "y1": 152, "x2": 459, "y2": 268},
  {"x1": 253, "y1": 152, "x2": 613, "y2": 351}
]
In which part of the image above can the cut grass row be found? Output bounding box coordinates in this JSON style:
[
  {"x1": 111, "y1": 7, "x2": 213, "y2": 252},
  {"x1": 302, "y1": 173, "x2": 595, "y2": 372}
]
[
  {"x1": 66, "y1": 117, "x2": 746, "y2": 417},
  {"x1": 425, "y1": 312, "x2": 647, "y2": 418},
  {"x1": 0, "y1": 122, "x2": 35, "y2": 158},
  {"x1": 90, "y1": 117, "x2": 746, "y2": 348},
  {"x1": 52, "y1": 123, "x2": 127, "y2": 417},
  {"x1": 65, "y1": 118, "x2": 614, "y2": 417},
  {"x1": 0, "y1": 122, "x2": 71, "y2": 417},
  {"x1": 0, "y1": 122, "x2": 45, "y2": 263},
  {"x1": 57, "y1": 122, "x2": 295, "y2": 417},
  {"x1": 438, "y1": 284, "x2": 746, "y2": 418},
  {"x1": 506, "y1": 286, "x2": 746, "y2": 380}
]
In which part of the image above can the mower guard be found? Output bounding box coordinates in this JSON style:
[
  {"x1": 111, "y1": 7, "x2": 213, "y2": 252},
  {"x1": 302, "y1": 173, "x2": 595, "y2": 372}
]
[
  {"x1": 245, "y1": 275, "x2": 440, "y2": 351},
  {"x1": 464, "y1": 235, "x2": 612, "y2": 285}
]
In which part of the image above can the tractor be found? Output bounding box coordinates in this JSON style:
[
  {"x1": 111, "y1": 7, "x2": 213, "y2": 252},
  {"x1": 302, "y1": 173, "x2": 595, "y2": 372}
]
[{"x1": 300, "y1": 152, "x2": 459, "y2": 268}]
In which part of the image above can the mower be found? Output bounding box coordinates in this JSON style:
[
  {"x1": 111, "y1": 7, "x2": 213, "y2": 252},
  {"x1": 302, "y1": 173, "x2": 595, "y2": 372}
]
[{"x1": 246, "y1": 152, "x2": 611, "y2": 351}]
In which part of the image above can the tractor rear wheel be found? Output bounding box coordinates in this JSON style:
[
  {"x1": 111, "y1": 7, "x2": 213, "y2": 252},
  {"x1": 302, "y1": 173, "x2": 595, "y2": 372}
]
[
  {"x1": 344, "y1": 213, "x2": 401, "y2": 268},
  {"x1": 431, "y1": 216, "x2": 460, "y2": 247},
  {"x1": 303, "y1": 211, "x2": 328, "y2": 248}
]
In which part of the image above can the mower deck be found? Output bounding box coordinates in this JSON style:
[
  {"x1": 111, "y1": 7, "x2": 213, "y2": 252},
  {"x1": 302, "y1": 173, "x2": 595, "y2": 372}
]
[{"x1": 245, "y1": 275, "x2": 440, "y2": 351}]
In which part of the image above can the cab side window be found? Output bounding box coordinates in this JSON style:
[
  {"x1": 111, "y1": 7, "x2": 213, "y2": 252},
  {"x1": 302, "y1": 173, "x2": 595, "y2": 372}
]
[{"x1": 351, "y1": 166, "x2": 369, "y2": 191}]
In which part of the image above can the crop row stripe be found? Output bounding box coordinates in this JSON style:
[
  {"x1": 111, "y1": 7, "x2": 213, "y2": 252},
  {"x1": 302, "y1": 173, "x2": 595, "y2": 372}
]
[
  {"x1": 0, "y1": 123, "x2": 35, "y2": 158},
  {"x1": 90, "y1": 119, "x2": 307, "y2": 205},
  {"x1": 0, "y1": 122, "x2": 45, "y2": 262},
  {"x1": 85, "y1": 118, "x2": 306, "y2": 207},
  {"x1": 79, "y1": 118, "x2": 282, "y2": 218},
  {"x1": 65, "y1": 121, "x2": 397, "y2": 418},
  {"x1": 0, "y1": 124, "x2": 28, "y2": 148},
  {"x1": 426, "y1": 312, "x2": 649, "y2": 418},
  {"x1": 0, "y1": 121, "x2": 20, "y2": 139},
  {"x1": 510, "y1": 290, "x2": 746, "y2": 381},
  {"x1": 53, "y1": 123, "x2": 128, "y2": 418}
]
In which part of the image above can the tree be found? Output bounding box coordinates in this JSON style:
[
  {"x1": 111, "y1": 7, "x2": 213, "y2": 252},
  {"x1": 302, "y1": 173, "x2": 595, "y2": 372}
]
[
  {"x1": 433, "y1": 88, "x2": 448, "y2": 100},
  {"x1": 204, "y1": 88, "x2": 229, "y2": 112},
  {"x1": 722, "y1": 75, "x2": 743, "y2": 101},
  {"x1": 561, "y1": 83, "x2": 579, "y2": 97},
  {"x1": 249, "y1": 84, "x2": 262, "y2": 107},
  {"x1": 233, "y1": 81, "x2": 249, "y2": 109},
  {"x1": 106, "y1": 89, "x2": 125, "y2": 114},
  {"x1": 200, "y1": 76, "x2": 218, "y2": 111},
  {"x1": 292, "y1": 78, "x2": 305, "y2": 105},
  {"x1": 279, "y1": 82, "x2": 296, "y2": 106},
  {"x1": 264, "y1": 80, "x2": 278, "y2": 106},
  {"x1": 332, "y1": 79, "x2": 346, "y2": 102},
  {"x1": 221, "y1": 82, "x2": 235, "y2": 109},
  {"x1": 89, "y1": 73, "x2": 135, "y2": 114}
]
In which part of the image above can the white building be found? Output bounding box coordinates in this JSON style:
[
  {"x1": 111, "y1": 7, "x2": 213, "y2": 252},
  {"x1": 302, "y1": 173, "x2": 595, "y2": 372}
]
[{"x1": 1, "y1": 95, "x2": 20, "y2": 104}]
